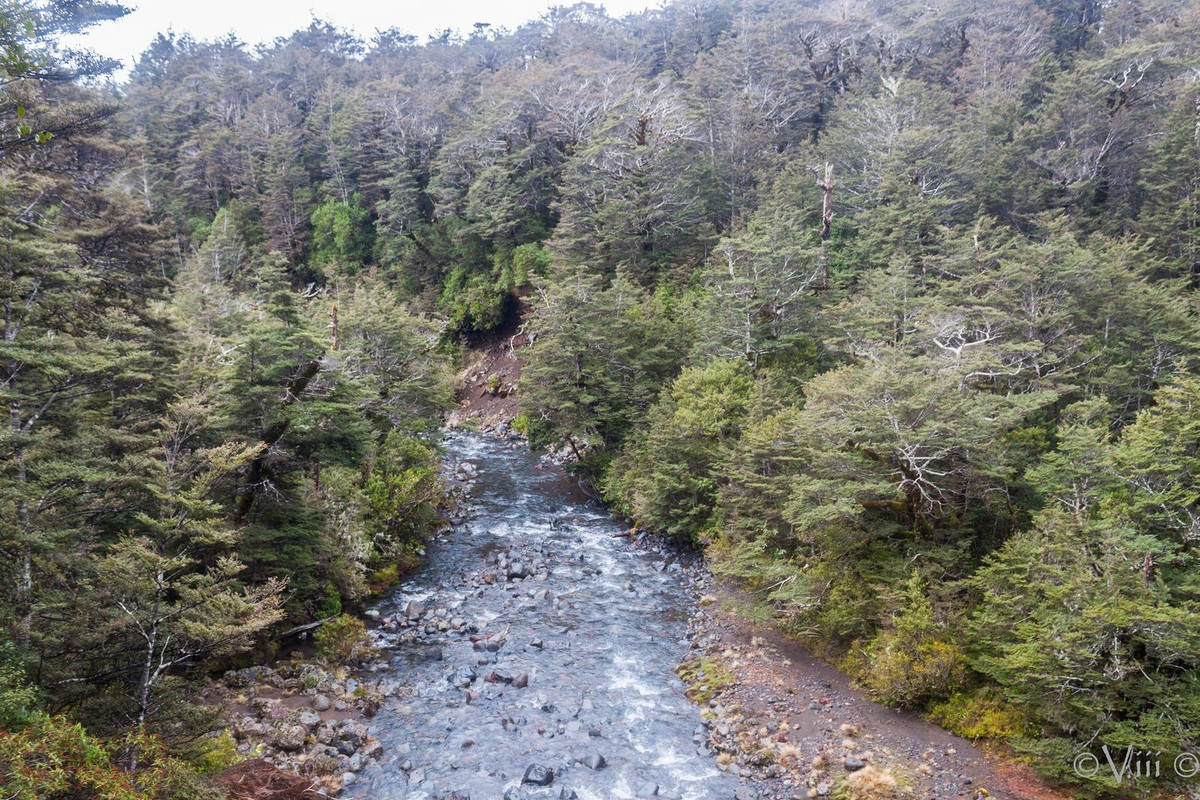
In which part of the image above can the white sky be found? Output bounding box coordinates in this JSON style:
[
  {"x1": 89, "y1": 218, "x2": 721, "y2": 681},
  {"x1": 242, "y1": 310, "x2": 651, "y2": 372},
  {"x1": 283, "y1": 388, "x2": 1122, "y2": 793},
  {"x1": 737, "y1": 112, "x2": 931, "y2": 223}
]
[{"x1": 63, "y1": 0, "x2": 660, "y2": 78}]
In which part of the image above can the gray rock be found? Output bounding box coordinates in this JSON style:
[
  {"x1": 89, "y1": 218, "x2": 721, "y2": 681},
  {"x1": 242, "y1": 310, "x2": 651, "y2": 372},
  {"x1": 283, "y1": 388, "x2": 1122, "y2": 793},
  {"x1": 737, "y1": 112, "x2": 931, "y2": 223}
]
[
  {"x1": 341, "y1": 772, "x2": 356, "y2": 787},
  {"x1": 312, "y1": 694, "x2": 331, "y2": 712},
  {"x1": 272, "y1": 724, "x2": 307, "y2": 752},
  {"x1": 578, "y1": 753, "x2": 606, "y2": 770},
  {"x1": 844, "y1": 756, "x2": 866, "y2": 772},
  {"x1": 635, "y1": 782, "x2": 659, "y2": 798},
  {"x1": 451, "y1": 666, "x2": 477, "y2": 688},
  {"x1": 522, "y1": 764, "x2": 554, "y2": 786}
]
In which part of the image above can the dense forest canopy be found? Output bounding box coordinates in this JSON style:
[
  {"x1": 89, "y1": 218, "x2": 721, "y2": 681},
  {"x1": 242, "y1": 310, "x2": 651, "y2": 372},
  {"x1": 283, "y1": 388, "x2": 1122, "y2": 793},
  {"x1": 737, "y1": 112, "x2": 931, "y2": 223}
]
[{"x1": 3, "y1": 0, "x2": 1200, "y2": 796}]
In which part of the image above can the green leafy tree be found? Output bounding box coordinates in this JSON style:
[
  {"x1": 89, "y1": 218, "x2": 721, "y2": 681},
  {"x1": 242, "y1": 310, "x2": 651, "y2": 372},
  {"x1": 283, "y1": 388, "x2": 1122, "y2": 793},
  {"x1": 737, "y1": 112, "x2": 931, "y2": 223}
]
[{"x1": 607, "y1": 360, "x2": 755, "y2": 540}]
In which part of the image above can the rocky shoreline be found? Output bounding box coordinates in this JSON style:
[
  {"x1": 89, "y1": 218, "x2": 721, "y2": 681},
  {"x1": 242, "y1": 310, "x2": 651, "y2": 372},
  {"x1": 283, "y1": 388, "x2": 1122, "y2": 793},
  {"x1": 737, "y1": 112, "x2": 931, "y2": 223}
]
[{"x1": 208, "y1": 658, "x2": 401, "y2": 795}]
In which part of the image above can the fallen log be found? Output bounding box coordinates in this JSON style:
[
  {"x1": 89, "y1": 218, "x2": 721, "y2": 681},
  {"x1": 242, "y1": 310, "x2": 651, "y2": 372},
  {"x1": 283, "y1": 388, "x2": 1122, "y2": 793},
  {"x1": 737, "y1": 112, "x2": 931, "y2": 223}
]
[{"x1": 279, "y1": 617, "x2": 335, "y2": 638}]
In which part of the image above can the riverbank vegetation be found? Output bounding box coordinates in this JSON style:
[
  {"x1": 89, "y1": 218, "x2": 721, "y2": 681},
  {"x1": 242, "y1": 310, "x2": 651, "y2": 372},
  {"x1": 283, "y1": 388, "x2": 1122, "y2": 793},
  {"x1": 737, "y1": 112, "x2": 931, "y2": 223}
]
[{"x1": 2, "y1": 0, "x2": 1200, "y2": 795}]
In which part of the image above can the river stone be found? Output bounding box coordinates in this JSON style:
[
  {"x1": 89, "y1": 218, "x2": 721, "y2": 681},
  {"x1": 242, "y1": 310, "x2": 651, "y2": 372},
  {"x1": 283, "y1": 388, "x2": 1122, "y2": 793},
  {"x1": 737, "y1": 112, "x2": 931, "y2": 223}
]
[
  {"x1": 272, "y1": 724, "x2": 307, "y2": 751},
  {"x1": 451, "y1": 666, "x2": 477, "y2": 688},
  {"x1": 296, "y1": 710, "x2": 320, "y2": 730},
  {"x1": 578, "y1": 753, "x2": 606, "y2": 769},
  {"x1": 522, "y1": 764, "x2": 554, "y2": 786}
]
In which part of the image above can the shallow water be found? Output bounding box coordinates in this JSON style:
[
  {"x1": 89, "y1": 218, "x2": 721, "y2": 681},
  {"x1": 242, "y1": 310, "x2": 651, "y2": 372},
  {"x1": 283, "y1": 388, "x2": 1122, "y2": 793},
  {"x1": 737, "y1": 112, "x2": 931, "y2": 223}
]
[{"x1": 345, "y1": 432, "x2": 737, "y2": 800}]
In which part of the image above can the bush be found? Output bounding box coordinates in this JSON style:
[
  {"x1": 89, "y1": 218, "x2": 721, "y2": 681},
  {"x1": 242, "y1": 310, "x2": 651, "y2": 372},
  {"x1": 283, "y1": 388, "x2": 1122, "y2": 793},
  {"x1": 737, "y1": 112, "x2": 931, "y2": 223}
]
[
  {"x1": 510, "y1": 412, "x2": 530, "y2": 435},
  {"x1": 511, "y1": 242, "x2": 550, "y2": 286},
  {"x1": 364, "y1": 432, "x2": 442, "y2": 559},
  {"x1": 927, "y1": 689, "x2": 1029, "y2": 740},
  {"x1": 313, "y1": 615, "x2": 371, "y2": 664},
  {"x1": 0, "y1": 715, "x2": 214, "y2": 799},
  {"x1": 606, "y1": 360, "x2": 755, "y2": 541},
  {"x1": 192, "y1": 730, "x2": 242, "y2": 775},
  {"x1": 846, "y1": 574, "x2": 966, "y2": 708},
  {"x1": 0, "y1": 640, "x2": 37, "y2": 728}
]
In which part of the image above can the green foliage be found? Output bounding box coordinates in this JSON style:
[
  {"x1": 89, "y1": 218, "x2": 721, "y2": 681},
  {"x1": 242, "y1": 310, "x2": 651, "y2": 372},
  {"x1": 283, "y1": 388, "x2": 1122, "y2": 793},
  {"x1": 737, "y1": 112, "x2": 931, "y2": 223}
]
[
  {"x1": 0, "y1": 715, "x2": 215, "y2": 800},
  {"x1": 313, "y1": 615, "x2": 372, "y2": 664},
  {"x1": 607, "y1": 360, "x2": 755, "y2": 540},
  {"x1": 310, "y1": 195, "x2": 375, "y2": 271},
  {"x1": 522, "y1": 269, "x2": 687, "y2": 471},
  {"x1": 968, "y1": 376, "x2": 1200, "y2": 787},
  {"x1": 191, "y1": 730, "x2": 242, "y2": 776},
  {"x1": 363, "y1": 431, "x2": 443, "y2": 558},
  {"x1": 439, "y1": 264, "x2": 508, "y2": 332},
  {"x1": 510, "y1": 412, "x2": 530, "y2": 436},
  {"x1": 510, "y1": 242, "x2": 551, "y2": 287},
  {"x1": 927, "y1": 689, "x2": 1029, "y2": 741},
  {"x1": 0, "y1": 640, "x2": 36, "y2": 728},
  {"x1": 10, "y1": 0, "x2": 1200, "y2": 791},
  {"x1": 845, "y1": 575, "x2": 968, "y2": 708}
]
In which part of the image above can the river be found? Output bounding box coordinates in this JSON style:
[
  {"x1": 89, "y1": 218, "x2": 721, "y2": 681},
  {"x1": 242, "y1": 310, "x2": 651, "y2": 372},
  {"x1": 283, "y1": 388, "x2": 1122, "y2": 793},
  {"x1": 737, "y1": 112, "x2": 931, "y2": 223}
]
[{"x1": 345, "y1": 431, "x2": 739, "y2": 800}]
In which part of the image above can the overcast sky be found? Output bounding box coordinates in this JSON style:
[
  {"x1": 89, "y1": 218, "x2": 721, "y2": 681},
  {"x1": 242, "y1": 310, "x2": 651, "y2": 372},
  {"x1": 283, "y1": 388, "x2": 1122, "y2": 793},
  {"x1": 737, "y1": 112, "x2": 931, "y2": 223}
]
[{"x1": 63, "y1": 0, "x2": 659, "y2": 78}]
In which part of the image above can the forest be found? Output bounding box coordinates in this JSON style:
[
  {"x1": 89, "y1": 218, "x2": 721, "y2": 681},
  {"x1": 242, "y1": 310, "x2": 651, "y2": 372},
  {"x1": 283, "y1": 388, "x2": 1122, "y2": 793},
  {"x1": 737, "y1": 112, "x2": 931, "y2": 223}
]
[{"x1": 2, "y1": 0, "x2": 1200, "y2": 797}]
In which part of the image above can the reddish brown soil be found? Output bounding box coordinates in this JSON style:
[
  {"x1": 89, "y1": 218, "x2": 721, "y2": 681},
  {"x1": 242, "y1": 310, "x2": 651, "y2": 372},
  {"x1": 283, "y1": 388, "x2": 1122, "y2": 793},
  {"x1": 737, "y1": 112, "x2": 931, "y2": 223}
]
[
  {"x1": 449, "y1": 297, "x2": 528, "y2": 428},
  {"x1": 215, "y1": 759, "x2": 325, "y2": 799}
]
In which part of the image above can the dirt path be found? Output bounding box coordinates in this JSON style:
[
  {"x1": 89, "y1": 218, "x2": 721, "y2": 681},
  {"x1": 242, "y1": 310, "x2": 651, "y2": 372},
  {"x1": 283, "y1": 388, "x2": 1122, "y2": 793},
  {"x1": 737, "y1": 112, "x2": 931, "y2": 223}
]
[{"x1": 687, "y1": 580, "x2": 1072, "y2": 800}]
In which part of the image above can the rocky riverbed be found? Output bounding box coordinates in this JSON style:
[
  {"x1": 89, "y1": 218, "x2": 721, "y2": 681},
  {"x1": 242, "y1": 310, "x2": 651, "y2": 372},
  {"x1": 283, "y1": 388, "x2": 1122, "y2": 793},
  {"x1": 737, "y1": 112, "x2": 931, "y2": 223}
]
[
  {"x1": 212, "y1": 427, "x2": 1064, "y2": 800},
  {"x1": 340, "y1": 430, "x2": 738, "y2": 800}
]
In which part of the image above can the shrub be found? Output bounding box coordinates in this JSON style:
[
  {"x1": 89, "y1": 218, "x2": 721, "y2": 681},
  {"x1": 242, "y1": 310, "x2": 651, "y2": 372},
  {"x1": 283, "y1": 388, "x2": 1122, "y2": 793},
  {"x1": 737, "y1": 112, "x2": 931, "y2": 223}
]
[
  {"x1": 846, "y1": 574, "x2": 966, "y2": 708},
  {"x1": 927, "y1": 689, "x2": 1029, "y2": 740},
  {"x1": 313, "y1": 615, "x2": 371, "y2": 664},
  {"x1": 192, "y1": 730, "x2": 242, "y2": 775},
  {"x1": 0, "y1": 640, "x2": 37, "y2": 728},
  {"x1": 0, "y1": 715, "x2": 214, "y2": 799},
  {"x1": 364, "y1": 432, "x2": 442, "y2": 558},
  {"x1": 510, "y1": 412, "x2": 530, "y2": 435}
]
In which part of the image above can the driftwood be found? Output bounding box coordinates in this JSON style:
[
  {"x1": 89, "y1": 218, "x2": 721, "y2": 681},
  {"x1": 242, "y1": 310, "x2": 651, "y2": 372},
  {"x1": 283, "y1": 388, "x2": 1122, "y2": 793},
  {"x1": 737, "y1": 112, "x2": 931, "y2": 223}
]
[{"x1": 279, "y1": 616, "x2": 335, "y2": 638}]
